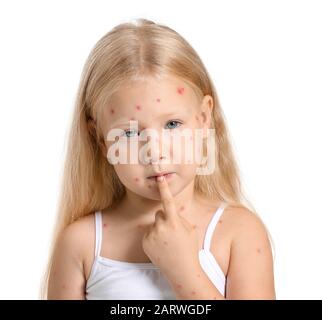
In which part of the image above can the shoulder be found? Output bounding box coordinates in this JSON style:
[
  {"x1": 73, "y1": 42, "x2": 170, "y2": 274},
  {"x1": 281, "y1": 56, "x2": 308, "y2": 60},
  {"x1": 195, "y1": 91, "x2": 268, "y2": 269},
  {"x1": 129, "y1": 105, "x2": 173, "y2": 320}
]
[
  {"x1": 224, "y1": 205, "x2": 271, "y2": 247},
  {"x1": 223, "y1": 205, "x2": 275, "y2": 299},
  {"x1": 57, "y1": 213, "x2": 96, "y2": 262}
]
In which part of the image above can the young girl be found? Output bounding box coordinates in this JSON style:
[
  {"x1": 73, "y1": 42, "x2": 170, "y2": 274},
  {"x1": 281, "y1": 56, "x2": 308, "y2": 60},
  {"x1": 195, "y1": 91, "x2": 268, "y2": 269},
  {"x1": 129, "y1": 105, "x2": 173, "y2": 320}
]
[{"x1": 40, "y1": 18, "x2": 275, "y2": 300}]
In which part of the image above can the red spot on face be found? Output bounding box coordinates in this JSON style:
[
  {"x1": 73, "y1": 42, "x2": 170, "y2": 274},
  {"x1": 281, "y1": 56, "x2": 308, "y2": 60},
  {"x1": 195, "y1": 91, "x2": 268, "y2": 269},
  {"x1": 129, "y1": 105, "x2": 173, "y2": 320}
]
[
  {"x1": 191, "y1": 291, "x2": 196, "y2": 295},
  {"x1": 136, "y1": 105, "x2": 141, "y2": 111},
  {"x1": 62, "y1": 284, "x2": 66, "y2": 289},
  {"x1": 257, "y1": 248, "x2": 261, "y2": 253},
  {"x1": 110, "y1": 108, "x2": 115, "y2": 114},
  {"x1": 195, "y1": 115, "x2": 199, "y2": 121},
  {"x1": 177, "y1": 87, "x2": 185, "y2": 95},
  {"x1": 197, "y1": 273, "x2": 201, "y2": 277},
  {"x1": 219, "y1": 219, "x2": 223, "y2": 224},
  {"x1": 137, "y1": 224, "x2": 143, "y2": 228},
  {"x1": 130, "y1": 117, "x2": 135, "y2": 121},
  {"x1": 148, "y1": 185, "x2": 152, "y2": 189},
  {"x1": 103, "y1": 223, "x2": 108, "y2": 228},
  {"x1": 192, "y1": 224, "x2": 197, "y2": 229},
  {"x1": 213, "y1": 296, "x2": 217, "y2": 300},
  {"x1": 190, "y1": 135, "x2": 193, "y2": 141},
  {"x1": 156, "y1": 98, "x2": 161, "y2": 102},
  {"x1": 134, "y1": 177, "x2": 139, "y2": 182},
  {"x1": 180, "y1": 206, "x2": 185, "y2": 211},
  {"x1": 156, "y1": 256, "x2": 160, "y2": 261},
  {"x1": 163, "y1": 241, "x2": 168, "y2": 245}
]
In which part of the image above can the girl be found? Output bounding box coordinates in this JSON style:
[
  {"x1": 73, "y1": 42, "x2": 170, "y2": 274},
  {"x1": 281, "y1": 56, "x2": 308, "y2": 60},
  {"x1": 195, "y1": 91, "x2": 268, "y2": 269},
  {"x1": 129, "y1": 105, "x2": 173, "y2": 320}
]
[{"x1": 40, "y1": 18, "x2": 275, "y2": 300}]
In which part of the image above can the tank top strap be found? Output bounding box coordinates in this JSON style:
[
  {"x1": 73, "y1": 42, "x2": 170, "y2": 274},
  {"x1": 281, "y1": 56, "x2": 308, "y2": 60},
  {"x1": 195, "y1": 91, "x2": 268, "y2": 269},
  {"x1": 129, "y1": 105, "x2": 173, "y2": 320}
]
[
  {"x1": 94, "y1": 211, "x2": 103, "y2": 258},
  {"x1": 203, "y1": 201, "x2": 228, "y2": 251}
]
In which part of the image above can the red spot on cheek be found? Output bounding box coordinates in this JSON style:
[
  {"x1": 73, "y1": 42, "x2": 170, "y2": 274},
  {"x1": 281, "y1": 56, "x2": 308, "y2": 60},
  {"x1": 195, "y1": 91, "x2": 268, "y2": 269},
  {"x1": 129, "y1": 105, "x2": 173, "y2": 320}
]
[
  {"x1": 177, "y1": 87, "x2": 185, "y2": 95},
  {"x1": 156, "y1": 98, "x2": 161, "y2": 102},
  {"x1": 180, "y1": 206, "x2": 185, "y2": 211},
  {"x1": 103, "y1": 223, "x2": 108, "y2": 228},
  {"x1": 110, "y1": 108, "x2": 115, "y2": 114},
  {"x1": 192, "y1": 224, "x2": 197, "y2": 229},
  {"x1": 136, "y1": 105, "x2": 141, "y2": 111},
  {"x1": 134, "y1": 177, "x2": 139, "y2": 182},
  {"x1": 163, "y1": 241, "x2": 168, "y2": 245}
]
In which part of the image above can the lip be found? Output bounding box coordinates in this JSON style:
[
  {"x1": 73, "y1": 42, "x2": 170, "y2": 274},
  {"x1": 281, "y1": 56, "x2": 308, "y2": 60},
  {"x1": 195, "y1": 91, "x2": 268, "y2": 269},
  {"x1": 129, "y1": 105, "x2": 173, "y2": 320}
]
[{"x1": 147, "y1": 172, "x2": 175, "y2": 180}]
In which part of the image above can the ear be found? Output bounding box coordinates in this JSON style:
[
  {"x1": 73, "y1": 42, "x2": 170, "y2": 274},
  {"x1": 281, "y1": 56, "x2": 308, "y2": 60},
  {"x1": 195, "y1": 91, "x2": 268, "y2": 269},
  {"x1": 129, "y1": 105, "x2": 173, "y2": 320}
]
[
  {"x1": 87, "y1": 118, "x2": 107, "y2": 157},
  {"x1": 200, "y1": 95, "x2": 214, "y2": 139}
]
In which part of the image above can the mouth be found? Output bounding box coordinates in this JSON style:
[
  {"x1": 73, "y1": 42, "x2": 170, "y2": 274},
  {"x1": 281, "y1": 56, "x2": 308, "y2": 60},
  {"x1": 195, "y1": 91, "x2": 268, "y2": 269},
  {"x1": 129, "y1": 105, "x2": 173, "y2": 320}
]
[{"x1": 147, "y1": 172, "x2": 175, "y2": 180}]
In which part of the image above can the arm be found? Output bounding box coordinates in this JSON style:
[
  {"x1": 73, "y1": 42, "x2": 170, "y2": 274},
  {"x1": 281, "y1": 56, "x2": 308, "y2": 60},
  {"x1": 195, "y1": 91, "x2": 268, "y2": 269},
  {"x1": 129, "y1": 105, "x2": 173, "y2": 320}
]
[
  {"x1": 167, "y1": 208, "x2": 276, "y2": 300},
  {"x1": 47, "y1": 221, "x2": 86, "y2": 299},
  {"x1": 225, "y1": 209, "x2": 276, "y2": 299}
]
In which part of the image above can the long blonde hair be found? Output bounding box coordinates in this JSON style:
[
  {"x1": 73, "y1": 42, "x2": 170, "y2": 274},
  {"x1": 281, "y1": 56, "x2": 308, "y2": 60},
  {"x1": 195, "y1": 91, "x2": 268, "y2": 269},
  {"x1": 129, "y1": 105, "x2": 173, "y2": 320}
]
[{"x1": 39, "y1": 18, "x2": 275, "y2": 299}]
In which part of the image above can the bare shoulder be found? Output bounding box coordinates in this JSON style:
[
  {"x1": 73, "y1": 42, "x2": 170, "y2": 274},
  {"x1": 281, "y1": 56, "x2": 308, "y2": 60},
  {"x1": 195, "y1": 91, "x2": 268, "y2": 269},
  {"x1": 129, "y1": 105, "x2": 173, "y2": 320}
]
[
  {"x1": 223, "y1": 205, "x2": 276, "y2": 299},
  {"x1": 47, "y1": 213, "x2": 95, "y2": 299}
]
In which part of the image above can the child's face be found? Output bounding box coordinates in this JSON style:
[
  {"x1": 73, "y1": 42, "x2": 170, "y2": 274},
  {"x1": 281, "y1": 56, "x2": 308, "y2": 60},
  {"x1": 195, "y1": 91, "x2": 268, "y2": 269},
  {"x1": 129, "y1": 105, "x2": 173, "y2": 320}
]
[{"x1": 100, "y1": 74, "x2": 213, "y2": 200}]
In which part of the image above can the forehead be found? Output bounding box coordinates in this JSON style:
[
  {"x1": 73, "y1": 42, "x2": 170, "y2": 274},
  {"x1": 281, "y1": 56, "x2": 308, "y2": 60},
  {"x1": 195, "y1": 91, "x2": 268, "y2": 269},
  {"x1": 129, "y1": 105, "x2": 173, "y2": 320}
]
[{"x1": 103, "y1": 75, "x2": 199, "y2": 128}]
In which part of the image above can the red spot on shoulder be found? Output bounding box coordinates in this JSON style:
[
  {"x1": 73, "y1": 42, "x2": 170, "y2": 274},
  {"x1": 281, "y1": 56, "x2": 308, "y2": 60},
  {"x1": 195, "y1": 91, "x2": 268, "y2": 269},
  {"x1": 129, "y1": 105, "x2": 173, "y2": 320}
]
[
  {"x1": 136, "y1": 105, "x2": 141, "y2": 111},
  {"x1": 177, "y1": 87, "x2": 185, "y2": 95}
]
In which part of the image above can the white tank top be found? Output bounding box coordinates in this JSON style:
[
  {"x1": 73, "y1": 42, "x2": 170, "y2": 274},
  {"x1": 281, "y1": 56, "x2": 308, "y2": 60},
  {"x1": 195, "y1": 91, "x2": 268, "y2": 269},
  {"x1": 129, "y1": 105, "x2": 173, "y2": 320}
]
[{"x1": 86, "y1": 202, "x2": 228, "y2": 299}]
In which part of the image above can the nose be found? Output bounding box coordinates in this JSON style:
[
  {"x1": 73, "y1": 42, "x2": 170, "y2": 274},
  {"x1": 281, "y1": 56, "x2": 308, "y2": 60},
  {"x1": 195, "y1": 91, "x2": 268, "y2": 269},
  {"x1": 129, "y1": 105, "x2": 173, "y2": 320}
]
[{"x1": 144, "y1": 129, "x2": 170, "y2": 165}]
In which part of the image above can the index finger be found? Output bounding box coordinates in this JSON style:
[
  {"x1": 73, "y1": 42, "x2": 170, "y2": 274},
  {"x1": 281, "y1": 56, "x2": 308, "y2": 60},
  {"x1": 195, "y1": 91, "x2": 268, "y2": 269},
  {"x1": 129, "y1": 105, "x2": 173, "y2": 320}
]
[{"x1": 156, "y1": 175, "x2": 177, "y2": 220}]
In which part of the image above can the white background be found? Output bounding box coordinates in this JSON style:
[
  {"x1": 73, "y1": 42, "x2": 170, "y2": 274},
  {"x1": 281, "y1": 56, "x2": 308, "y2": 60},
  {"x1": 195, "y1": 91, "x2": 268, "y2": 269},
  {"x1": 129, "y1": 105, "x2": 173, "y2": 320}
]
[{"x1": 0, "y1": 0, "x2": 321, "y2": 299}]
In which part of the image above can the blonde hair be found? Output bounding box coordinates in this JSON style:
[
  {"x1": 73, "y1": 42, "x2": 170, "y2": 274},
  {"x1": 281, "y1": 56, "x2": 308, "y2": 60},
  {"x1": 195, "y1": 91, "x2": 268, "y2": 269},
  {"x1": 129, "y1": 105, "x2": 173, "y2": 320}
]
[{"x1": 39, "y1": 18, "x2": 275, "y2": 299}]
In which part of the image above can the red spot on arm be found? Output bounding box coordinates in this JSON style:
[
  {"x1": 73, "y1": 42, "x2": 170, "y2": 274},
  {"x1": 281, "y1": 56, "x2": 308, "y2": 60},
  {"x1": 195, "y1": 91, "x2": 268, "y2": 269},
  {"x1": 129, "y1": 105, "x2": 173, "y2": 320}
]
[{"x1": 177, "y1": 87, "x2": 185, "y2": 95}]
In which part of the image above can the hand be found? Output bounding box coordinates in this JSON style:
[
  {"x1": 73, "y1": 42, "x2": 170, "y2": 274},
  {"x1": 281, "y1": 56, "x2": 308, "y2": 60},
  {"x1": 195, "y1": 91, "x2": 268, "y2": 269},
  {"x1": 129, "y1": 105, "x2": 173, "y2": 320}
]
[{"x1": 142, "y1": 175, "x2": 200, "y2": 278}]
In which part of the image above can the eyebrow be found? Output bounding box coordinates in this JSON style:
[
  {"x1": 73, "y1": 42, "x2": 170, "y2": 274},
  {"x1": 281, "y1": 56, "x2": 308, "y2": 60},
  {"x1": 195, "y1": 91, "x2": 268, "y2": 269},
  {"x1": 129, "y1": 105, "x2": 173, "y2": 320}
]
[{"x1": 109, "y1": 110, "x2": 188, "y2": 128}]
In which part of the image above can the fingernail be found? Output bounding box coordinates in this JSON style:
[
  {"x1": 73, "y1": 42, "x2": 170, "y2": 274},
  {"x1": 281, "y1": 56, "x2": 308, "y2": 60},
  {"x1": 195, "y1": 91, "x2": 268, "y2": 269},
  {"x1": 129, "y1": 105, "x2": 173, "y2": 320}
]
[{"x1": 157, "y1": 175, "x2": 164, "y2": 182}]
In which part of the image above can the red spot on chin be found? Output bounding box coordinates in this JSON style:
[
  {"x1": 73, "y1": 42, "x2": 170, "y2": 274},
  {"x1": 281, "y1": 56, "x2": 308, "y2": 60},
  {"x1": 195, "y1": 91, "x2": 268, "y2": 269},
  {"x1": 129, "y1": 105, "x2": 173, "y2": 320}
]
[
  {"x1": 156, "y1": 98, "x2": 161, "y2": 102},
  {"x1": 136, "y1": 105, "x2": 141, "y2": 111},
  {"x1": 177, "y1": 87, "x2": 185, "y2": 95}
]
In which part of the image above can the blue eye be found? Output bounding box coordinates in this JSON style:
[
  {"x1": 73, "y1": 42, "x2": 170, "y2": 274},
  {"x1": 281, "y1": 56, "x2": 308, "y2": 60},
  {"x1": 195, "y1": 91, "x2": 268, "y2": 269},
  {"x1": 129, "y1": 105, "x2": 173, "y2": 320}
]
[
  {"x1": 165, "y1": 120, "x2": 182, "y2": 129},
  {"x1": 122, "y1": 120, "x2": 182, "y2": 138}
]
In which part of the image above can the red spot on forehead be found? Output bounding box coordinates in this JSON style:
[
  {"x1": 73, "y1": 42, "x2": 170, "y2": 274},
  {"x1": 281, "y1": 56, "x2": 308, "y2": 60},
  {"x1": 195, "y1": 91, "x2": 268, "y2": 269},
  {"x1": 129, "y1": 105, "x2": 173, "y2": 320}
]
[
  {"x1": 177, "y1": 87, "x2": 185, "y2": 95},
  {"x1": 136, "y1": 105, "x2": 141, "y2": 111},
  {"x1": 156, "y1": 98, "x2": 161, "y2": 102}
]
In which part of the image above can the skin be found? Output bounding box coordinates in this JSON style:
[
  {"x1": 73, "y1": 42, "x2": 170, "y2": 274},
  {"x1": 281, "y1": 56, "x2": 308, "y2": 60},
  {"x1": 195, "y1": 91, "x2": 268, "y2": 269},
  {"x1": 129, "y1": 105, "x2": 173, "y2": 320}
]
[
  {"x1": 47, "y1": 74, "x2": 276, "y2": 299},
  {"x1": 97, "y1": 74, "x2": 213, "y2": 225}
]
